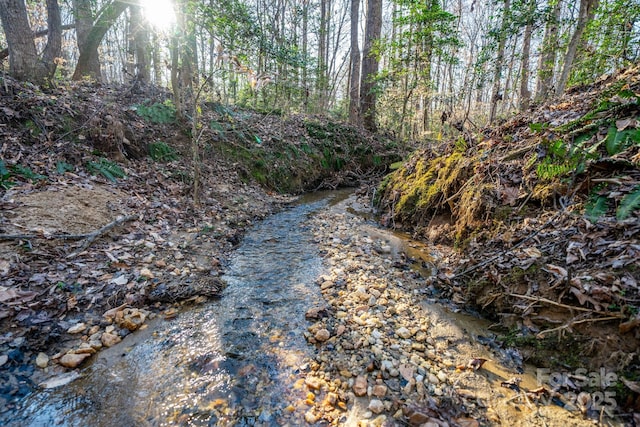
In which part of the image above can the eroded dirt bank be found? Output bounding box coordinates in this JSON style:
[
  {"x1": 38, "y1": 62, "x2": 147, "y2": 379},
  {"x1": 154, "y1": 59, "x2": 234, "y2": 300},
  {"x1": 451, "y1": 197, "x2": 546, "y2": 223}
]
[{"x1": 376, "y1": 65, "x2": 640, "y2": 409}]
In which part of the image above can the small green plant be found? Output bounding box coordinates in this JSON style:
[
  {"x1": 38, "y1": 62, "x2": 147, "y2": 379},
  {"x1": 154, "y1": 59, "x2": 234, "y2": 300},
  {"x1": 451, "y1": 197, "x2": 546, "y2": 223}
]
[
  {"x1": 617, "y1": 186, "x2": 640, "y2": 220},
  {"x1": 585, "y1": 193, "x2": 609, "y2": 223},
  {"x1": 56, "y1": 161, "x2": 74, "y2": 174},
  {"x1": 605, "y1": 123, "x2": 640, "y2": 156},
  {"x1": 134, "y1": 100, "x2": 176, "y2": 124},
  {"x1": 149, "y1": 141, "x2": 179, "y2": 162},
  {"x1": 0, "y1": 160, "x2": 15, "y2": 189},
  {"x1": 12, "y1": 164, "x2": 46, "y2": 182},
  {"x1": 86, "y1": 158, "x2": 126, "y2": 182}
]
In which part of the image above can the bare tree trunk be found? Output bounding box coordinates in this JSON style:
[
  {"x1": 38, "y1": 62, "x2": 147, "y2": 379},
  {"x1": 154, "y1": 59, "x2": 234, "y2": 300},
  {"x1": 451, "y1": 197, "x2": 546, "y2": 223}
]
[
  {"x1": 535, "y1": 0, "x2": 561, "y2": 102},
  {"x1": 348, "y1": 0, "x2": 361, "y2": 124},
  {"x1": 72, "y1": 0, "x2": 101, "y2": 79},
  {"x1": 73, "y1": 0, "x2": 129, "y2": 80},
  {"x1": 519, "y1": 0, "x2": 535, "y2": 111},
  {"x1": 0, "y1": 0, "x2": 61, "y2": 83},
  {"x1": 130, "y1": 4, "x2": 150, "y2": 82},
  {"x1": 360, "y1": 0, "x2": 382, "y2": 132},
  {"x1": 489, "y1": 0, "x2": 511, "y2": 124},
  {"x1": 41, "y1": 0, "x2": 62, "y2": 78},
  {"x1": 556, "y1": 0, "x2": 599, "y2": 95}
]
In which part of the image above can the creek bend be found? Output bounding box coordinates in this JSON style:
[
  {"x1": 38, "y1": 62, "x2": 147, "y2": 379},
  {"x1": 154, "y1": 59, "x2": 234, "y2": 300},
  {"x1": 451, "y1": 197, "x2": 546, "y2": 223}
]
[{"x1": 5, "y1": 191, "x2": 608, "y2": 426}]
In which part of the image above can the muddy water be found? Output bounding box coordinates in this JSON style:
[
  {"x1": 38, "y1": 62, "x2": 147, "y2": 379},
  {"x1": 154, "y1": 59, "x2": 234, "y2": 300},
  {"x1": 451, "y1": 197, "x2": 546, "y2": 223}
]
[{"x1": 3, "y1": 191, "x2": 609, "y2": 426}]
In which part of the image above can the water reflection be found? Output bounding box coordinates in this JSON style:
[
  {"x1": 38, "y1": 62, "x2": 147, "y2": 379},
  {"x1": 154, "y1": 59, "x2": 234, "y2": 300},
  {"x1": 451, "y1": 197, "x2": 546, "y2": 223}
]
[{"x1": 7, "y1": 196, "x2": 333, "y2": 426}]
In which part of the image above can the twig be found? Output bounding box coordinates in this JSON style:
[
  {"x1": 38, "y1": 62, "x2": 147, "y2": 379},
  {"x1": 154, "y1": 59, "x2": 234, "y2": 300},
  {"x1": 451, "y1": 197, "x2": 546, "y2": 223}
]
[
  {"x1": 535, "y1": 316, "x2": 622, "y2": 338},
  {"x1": 66, "y1": 215, "x2": 137, "y2": 259},
  {"x1": 509, "y1": 293, "x2": 625, "y2": 318}
]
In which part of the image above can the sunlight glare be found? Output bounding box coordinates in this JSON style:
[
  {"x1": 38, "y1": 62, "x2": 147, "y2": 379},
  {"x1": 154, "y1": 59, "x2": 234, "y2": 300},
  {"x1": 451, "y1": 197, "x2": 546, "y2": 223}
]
[{"x1": 140, "y1": 0, "x2": 176, "y2": 30}]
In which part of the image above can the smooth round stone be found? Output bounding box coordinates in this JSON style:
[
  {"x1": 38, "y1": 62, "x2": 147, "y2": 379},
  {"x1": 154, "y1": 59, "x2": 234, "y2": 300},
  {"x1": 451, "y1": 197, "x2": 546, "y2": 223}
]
[
  {"x1": 315, "y1": 329, "x2": 331, "y2": 342},
  {"x1": 36, "y1": 352, "x2": 49, "y2": 368}
]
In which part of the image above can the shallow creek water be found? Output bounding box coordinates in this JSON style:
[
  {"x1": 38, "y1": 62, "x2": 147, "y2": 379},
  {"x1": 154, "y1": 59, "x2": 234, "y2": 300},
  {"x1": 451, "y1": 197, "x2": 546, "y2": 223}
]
[{"x1": 3, "y1": 191, "x2": 613, "y2": 426}]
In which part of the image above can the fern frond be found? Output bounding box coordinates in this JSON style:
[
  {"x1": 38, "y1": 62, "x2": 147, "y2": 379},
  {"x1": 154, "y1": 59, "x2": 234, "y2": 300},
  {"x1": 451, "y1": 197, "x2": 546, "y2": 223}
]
[{"x1": 617, "y1": 186, "x2": 640, "y2": 220}]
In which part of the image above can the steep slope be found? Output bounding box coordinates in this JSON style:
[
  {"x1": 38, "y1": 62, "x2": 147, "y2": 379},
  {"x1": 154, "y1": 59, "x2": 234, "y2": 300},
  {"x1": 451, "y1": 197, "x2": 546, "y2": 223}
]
[{"x1": 377, "y1": 65, "x2": 640, "y2": 395}]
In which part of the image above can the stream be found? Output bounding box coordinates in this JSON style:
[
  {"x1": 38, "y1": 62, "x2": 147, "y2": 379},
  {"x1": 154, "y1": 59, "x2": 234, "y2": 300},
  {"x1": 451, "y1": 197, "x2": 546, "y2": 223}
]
[{"x1": 3, "y1": 191, "x2": 615, "y2": 426}]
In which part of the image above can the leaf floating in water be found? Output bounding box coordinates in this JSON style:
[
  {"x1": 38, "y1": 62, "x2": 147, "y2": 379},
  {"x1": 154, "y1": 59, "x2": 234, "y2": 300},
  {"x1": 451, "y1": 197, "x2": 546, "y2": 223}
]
[{"x1": 38, "y1": 371, "x2": 82, "y2": 389}]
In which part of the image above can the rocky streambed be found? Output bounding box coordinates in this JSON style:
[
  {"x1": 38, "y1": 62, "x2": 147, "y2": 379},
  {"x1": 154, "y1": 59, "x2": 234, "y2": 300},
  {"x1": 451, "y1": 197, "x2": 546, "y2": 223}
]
[{"x1": 2, "y1": 191, "x2": 625, "y2": 426}]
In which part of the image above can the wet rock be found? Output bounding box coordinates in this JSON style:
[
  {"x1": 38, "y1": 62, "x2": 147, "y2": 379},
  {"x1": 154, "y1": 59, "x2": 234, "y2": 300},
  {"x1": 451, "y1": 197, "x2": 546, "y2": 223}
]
[
  {"x1": 353, "y1": 375, "x2": 368, "y2": 396},
  {"x1": 305, "y1": 306, "x2": 329, "y2": 320},
  {"x1": 101, "y1": 332, "x2": 121, "y2": 347},
  {"x1": 59, "y1": 353, "x2": 90, "y2": 368},
  {"x1": 305, "y1": 376, "x2": 322, "y2": 390},
  {"x1": 67, "y1": 323, "x2": 87, "y2": 334},
  {"x1": 304, "y1": 410, "x2": 318, "y2": 423},
  {"x1": 368, "y1": 398, "x2": 385, "y2": 414},
  {"x1": 116, "y1": 308, "x2": 146, "y2": 331},
  {"x1": 35, "y1": 352, "x2": 49, "y2": 368},
  {"x1": 0, "y1": 354, "x2": 8, "y2": 367},
  {"x1": 314, "y1": 329, "x2": 331, "y2": 342}
]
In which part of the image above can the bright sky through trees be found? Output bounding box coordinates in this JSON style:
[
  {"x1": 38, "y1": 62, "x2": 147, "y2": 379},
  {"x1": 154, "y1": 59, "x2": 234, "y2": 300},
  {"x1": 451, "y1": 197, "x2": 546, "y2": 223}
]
[{"x1": 140, "y1": 0, "x2": 176, "y2": 30}]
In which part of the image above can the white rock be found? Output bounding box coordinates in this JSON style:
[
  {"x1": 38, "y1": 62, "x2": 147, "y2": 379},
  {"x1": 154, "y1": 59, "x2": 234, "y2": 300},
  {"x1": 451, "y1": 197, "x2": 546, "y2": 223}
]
[
  {"x1": 67, "y1": 323, "x2": 87, "y2": 334},
  {"x1": 437, "y1": 371, "x2": 448, "y2": 383},
  {"x1": 368, "y1": 399, "x2": 385, "y2": 414},
  {"x1": 36, "y1": 352, "x2": 49, "y2": 368}
]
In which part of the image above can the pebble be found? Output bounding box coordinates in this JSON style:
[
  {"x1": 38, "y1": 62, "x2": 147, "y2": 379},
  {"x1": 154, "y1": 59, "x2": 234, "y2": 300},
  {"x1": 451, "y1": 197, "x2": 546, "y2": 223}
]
[
  {"x1": 314, "y1": 329, "x2": 331, "y2": 342},
  {"x1": 353, "y1": 375, "x2": 368, "y2": 396},
  {"x1": 304, "y1": 410, "x2": 318, "y2": 423},
  {"x1": 59, "y1": 353, "x2": 91, "y2": 368},
  {"x1": 101, "y1": 332, "x2": 121, "y2": 347},
  {"x1": 36, "y1": 352, "x2": 49, "y2": 368},
  {"x1": 305, "y1": 376, "x2": 322, "y2": 390},
  {"x1": 395, "y1": 327, "x2": 412, "y2": 339},
  {"x1": 67, "y1": 323, "x2": 87, "y2": 334},
  {"x1": 368, "y1": 399, "x2": 385, "y2": 414},
  {"x1": 372, "y1": 384, "x2": 387, "y2": 398},
  {"x1": 0, "y1": 354, "x2": 8, "y2": 367}
]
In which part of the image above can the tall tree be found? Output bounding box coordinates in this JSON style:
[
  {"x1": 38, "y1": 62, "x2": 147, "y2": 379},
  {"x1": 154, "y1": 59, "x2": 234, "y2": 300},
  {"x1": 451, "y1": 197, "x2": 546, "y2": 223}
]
[
  {"x1": 556, "y1": 0, "x2": 599, "y2": 95},
  {"x1": 518, "y1": 0, "x2": 535, "y2": 111},
  {"x1": 489, "y1": 0, "x2": 511, "y2": 123},
  {"x1": 0, "y1": 0, "x2": 62, "y2": 83},
  {"x1": 360, "y1": 0, "x2": 382, "y2": 132},
  {"x1": 348, "y1": 0, "x2": 361, "y2": 124},
  {"x1": 72, "y1": 0, "x2": 129, "y2": 80},
  {"x1": 534, "y1": 0, "x2": 561, "y2": 102},
  {"x1": 72, "y1": 0, "x2": 101, "y2": 79}
]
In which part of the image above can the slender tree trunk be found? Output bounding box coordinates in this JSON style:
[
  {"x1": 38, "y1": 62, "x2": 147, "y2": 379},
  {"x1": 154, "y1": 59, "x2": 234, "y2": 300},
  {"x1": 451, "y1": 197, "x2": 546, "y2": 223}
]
[
  {"x1": 349, "y1": 0, "x2": 361, "y2": 124},
  {"x1": 360, "y1": 0, "x2": 382, "y2": 132},
  {"x1": 489, "y1": 0, "x2": 511, "y2": 124},
  {"x1": 302, "y1": 0, "x2": 309, "y2": 111},
  {"x1": 41, "y1": 0, "x2": 62, "y2": 79},
  {"x1": 535, "y1": 0, "x2": 561, "y2": 102},
  {"x1": 556, "y1": 0, "x2": 599, "y2": 95},
  {"x1": 519, "y1": 0, "x2": 535, "y2": 111},
  {"x1": 130, "y1": 4, "x2": 150, "y2": 82}
]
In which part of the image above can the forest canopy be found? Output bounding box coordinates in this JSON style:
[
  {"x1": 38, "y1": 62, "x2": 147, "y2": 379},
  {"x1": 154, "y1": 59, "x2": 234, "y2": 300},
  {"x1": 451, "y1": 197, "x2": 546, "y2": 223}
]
[{"x1": 0, "y1": 0, "x2": 638, "y2": 136}]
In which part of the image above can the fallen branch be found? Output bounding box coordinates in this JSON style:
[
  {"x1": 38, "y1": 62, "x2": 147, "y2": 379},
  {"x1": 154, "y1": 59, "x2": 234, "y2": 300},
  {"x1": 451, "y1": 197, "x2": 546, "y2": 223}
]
[
  {"x1": 536, "y1": 316, "x2": 622, "y2": 339},
  {"x1": 66, "y1": 215, "x2": 137, "y2": 259},
  {"x1": 509, "y1": 293, "x2": 625, "y2": 318}
]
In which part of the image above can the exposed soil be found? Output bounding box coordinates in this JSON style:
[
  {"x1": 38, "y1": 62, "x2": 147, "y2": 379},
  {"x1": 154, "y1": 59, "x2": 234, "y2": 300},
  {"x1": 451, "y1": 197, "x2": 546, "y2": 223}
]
[{"x1": 377, "y1": 65, "x2": 640, "y2": 411}]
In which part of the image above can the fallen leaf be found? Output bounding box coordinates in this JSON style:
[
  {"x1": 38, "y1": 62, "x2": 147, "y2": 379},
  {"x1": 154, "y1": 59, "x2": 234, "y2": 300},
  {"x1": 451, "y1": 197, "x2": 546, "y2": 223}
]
[
  {"x1": 545, "y1": 264, "x2": 568, "y2": 279},
  {"x1": 616, "y1": 118, "x2": 637, "y2": 131},
  {"x1": 621, "y1": 377, "x2": 640, "y2": 393}
]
